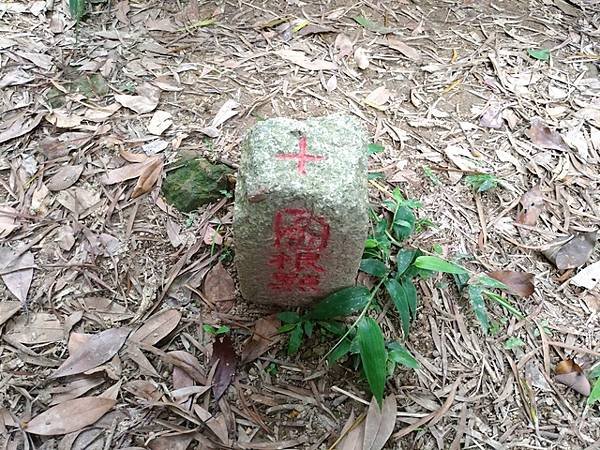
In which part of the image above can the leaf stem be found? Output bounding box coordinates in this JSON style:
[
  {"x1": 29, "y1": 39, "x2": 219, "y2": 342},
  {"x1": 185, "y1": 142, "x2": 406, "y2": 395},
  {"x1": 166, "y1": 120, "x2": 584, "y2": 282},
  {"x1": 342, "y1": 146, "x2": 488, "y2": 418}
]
[{"x1": 320, "y1": 277, "x2": 386, "y2": 364}]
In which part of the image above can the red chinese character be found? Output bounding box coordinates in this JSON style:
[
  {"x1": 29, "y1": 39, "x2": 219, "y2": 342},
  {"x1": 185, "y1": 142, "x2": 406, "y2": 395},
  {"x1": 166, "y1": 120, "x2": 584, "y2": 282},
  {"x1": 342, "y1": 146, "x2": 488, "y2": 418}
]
[
  {"x1": 269, "y1": 272, "x2": 297, "y2": 292},
  {"x1": 268, "y1": 252, "x2": 291, "y2": 271},
  {"x1": 295, "y1": 251, "x2": 324, "y2": 273},
  {"x1": 297, "y1": 274, "x2": 320, "y2": 292},
  {"x1": 273, "y1": 209, "x2": 330, "y2": 251}
]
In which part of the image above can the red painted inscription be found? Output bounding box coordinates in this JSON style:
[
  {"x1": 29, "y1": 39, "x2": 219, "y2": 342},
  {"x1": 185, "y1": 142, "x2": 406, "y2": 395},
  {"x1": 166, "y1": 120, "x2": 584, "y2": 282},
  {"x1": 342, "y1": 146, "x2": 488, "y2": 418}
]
[
  {"x1": 276, "y1": 136, "x2": 325, "y2": 175},
  {"x1": 269, "y1": 208, "x2": 330, "y2": 293}
]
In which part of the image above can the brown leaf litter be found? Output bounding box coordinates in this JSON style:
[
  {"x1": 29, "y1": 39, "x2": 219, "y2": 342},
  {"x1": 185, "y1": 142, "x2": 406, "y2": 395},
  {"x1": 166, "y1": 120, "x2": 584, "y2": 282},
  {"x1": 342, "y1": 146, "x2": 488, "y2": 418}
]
[{"x1": 1, "y1": 0, "x2": 599, "y2": 448}]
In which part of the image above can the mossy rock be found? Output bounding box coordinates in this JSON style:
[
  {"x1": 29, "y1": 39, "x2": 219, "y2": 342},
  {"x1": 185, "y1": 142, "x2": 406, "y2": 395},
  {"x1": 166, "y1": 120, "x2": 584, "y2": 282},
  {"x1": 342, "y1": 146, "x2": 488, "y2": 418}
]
[{"x1": 162, "y1": 158, "x2": 232, "y2": 213}]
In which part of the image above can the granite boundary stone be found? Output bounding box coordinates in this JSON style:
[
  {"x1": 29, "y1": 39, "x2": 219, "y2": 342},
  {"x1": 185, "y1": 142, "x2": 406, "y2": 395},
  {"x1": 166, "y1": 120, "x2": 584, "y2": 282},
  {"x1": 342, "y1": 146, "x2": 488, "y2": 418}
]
[{"x1": 234, "y1": 114, "x2": 369, "y2": 306}]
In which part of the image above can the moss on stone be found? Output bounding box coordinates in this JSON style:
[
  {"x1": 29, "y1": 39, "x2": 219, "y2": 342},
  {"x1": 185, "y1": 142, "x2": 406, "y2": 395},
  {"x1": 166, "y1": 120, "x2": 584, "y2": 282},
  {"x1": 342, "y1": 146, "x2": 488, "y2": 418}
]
[{"x1": 162, "y1": 158, "x2": 232, "y2": 213}]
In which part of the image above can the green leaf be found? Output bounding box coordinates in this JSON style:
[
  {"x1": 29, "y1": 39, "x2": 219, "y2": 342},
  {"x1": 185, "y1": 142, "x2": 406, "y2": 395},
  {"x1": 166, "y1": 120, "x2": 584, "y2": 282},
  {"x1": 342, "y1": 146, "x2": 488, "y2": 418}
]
[
  {"x1": 483, "y1": 291, "x2": 524, "y2": 319},
  {"x1": 504, "y1": 336, "x2": 525, "y2": 350},
  {"x1": 357, "y1": 317, "x2": 387, "y2": 407},
  {"x1": 278, "y1": 323, "x2": 298, "y2": 333},
  {"x1": 385, "y1": 279, "x2": 410, "y2": 337},
  {"x1": 453, "y1": 272, "x2": 470, "y2": 291},
  {"x1": 468, "y1": 286, "x2": 489, "y2": 334},
  {"x1": 305, "y1": 286, "x2": 371, "y2": 320},
  {"x1": 69, "y1": 0, "x2": 86, "y2": 21},
  {"x1": 328, "y1": 339, "x2": 352, "y2": 364},
  {"x1": 396, "y1": 250, "x2": 416, "y2": 277},
  {"x1": 368, "y1": 172, "x2": 385, "y2": 180},
  {"x1": 465, "y1": 173, "x2": 498, "y2": 193},
  {"x1": 287, "y1": 324, "x2": 304, "y2": 355},
  {"x1": 277, "y1": 311, "x2": 301, "y2": 324},
  {"x1": 588, "y1": 377, "x2": 600, "y2": 406},
  {"x1": 387, "y1": 342, "x2": 419, "y2": 369},
  {"x1": 402, "y1": 279, "x2": 418, "y2": 318},
  {"x1": 303, "y1": 320, "x2": 314, "y2": 337},
  {"x1": 528, "y1": 48, "x2": 550, "y2": 61},
  {"x1": 360, "y1": 258, "x2": 388, "y2": 277},
  {"x1": 590, "y1": 365, "x2": 600, "y2": 380},
  {"x1": 413, "y1": 256, "x2": 467, "y2": 274},
  {"x1": 368, "y1": 143, "x2": 384, "y2": 154},
  {"x1": 318, "y1": 321, "x2": 346, "y2": 336},
  {"x1": 364, "y1": 238, "x2": 379, "y2": 249},
  {"x1": 392, "y1": 206, "x2": 415, "y2": 240},
  {"x1": 353, "y1": 15, "x2": 393, "y2": 34},
  {"x1": 474, "y1": 274, "x2": 508, "y2": 290},
  {"x1": 203, "y1": 324, "x2": 230, "y2": 335}
]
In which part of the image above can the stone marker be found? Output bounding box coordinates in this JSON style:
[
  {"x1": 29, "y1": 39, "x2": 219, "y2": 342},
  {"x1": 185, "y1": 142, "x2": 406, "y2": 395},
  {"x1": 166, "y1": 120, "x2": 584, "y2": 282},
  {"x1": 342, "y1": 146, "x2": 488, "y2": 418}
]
[{"x1": 234, "y1": 114, "x2": 369, "y2": 306}]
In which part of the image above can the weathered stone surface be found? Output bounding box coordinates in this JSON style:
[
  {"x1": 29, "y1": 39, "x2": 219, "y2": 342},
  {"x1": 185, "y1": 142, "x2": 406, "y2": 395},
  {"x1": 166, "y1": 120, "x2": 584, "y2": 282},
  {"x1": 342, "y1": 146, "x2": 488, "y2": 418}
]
[
  {"x1": 162, "y1": 158, "x2": 232, "y2": 213},
  {"x1": 234, "y1": 114, "x2": 369, "y2": 306}
]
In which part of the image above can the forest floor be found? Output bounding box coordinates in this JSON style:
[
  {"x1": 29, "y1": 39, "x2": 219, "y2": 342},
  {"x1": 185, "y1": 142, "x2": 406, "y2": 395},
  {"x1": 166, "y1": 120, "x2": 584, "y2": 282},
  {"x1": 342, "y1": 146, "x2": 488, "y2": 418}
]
[{"x1": 0, "y1": 0, "x2": 599, "y2": 449}]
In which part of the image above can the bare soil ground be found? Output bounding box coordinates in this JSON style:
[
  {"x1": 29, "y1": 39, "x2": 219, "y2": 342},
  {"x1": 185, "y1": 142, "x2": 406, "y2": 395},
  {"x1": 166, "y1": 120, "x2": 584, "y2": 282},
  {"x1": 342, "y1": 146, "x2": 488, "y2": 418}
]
[{"x1": 1, "y1": 0, "x2": 599, "y2": 449}]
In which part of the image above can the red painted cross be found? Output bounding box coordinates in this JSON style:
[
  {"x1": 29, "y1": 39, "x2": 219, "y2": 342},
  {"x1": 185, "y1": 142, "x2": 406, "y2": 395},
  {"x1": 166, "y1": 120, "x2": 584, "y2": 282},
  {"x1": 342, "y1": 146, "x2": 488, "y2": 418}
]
[{"x1": 276, "y1": 136, "x2": 325, "y2": 175}]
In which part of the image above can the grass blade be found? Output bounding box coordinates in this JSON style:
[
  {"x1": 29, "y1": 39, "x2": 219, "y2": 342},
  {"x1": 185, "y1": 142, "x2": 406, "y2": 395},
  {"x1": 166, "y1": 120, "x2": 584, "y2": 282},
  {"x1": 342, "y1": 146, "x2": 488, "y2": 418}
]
[
  {"x1": 385, "y1": 279, "x2": 410, "y2": 337},
  {"x1": 413, "y1": 256, "x2": 467, "y2": 274},
  {"x1": 358, "y1": 317, "x2": 387, "y2": 407},
  {"x1": 305, "y1": 286, "x2": 370, "y2": 320},
  {"x1": 360, "y1": 258, "x2": 388, "y2": 277},
  {"x1": 468, "y1": 286, "x2": 489, "y2": 334}
]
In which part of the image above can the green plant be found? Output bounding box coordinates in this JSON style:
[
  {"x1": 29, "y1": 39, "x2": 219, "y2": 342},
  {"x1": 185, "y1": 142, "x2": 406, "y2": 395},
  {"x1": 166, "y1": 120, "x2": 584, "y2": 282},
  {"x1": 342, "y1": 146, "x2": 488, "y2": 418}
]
[
  {"x1": 69, "y1": 0, "x2": 86, "y2": 21},
  {"x1": 465, "y1": 173, "x2": 499, "y2": 193},
  {"x1": 203, "y1": 324, "x2": 230, "y2": 335},
  {"x1": 588, "y1": 365, "x2": 600, "y2": 406},
  {"x1": 278, "y1": 188, "x2": 523, "y2": 406}
]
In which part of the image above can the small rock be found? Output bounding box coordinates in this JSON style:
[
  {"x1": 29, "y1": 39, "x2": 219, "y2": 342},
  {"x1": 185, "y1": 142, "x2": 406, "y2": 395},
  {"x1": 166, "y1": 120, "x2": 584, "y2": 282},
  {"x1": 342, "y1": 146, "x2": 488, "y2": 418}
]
[{"x1": 161, "y1": 158, "x2": 232, "y2": 213}]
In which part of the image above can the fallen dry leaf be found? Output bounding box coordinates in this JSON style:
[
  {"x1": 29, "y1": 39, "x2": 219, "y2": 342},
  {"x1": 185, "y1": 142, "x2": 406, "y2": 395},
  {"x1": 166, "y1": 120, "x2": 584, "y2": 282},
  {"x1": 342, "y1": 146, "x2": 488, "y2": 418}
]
[
  {"x1": 241, "y1": 315, "x2": 282, "y2": 363},
  {"x1": 354, "y1": 47, "x2": 370, "y2": 70},
  {"x1": 84, "y1": 103, "x2": 121, "y2": 122},
  {"x1": 101, "y1": 156, "x2": 161, "y2": 185},
  {"x1": 0, "y1": 206, "x2": 20, "y2": 237},
  {"x1": 324, "y1": 74, "x2": 337, "y2": 92},
  {"x1": 131, "y1": 157, "x2": 163, "y2": 198},
  {"x1": 114, "y1": 83, "x2": 161, "y2": 114},
  {"x1": 381, "y1": 37, "x2": 421, "y2": 60},
  {"x1": 194, "y1": 405, "x2": 229, "y2": 444},
  {"x1": 148, "y1": 434, "x2": 195, "y2": 450},
  {"x1": 0, "y1": 113, "x2": 44, "y2": 144},
  {"x1": 123, "y1": 380, "x2": 162, "y2": 402},
  {"x1": 51, "y1": 327, "x2": 130, "y2": 378},
  {"x1": 46, "y1": 165, "x2": 84, "y2": 191},
  {"x1": 337, "y1": 410, "x2": 365, "y2": 450},
  {"x1": 5, "y1": 312, "x2": 62, "y2": 344},
  {"x1": 528, "y1": 117, "x2": 568, "y2": 151},
  {"x1": 0, "y1": 68, "x2": 34, "y2": 88},
  {"x1": 479, "y1": 104, "x2": 504, "y2": 129},
  {"x1": 276, "y1": 49, "x2": 337, "y2": 71},
  {"x1": 443, "y1": 144, "x2": 480, "y2": 172},
  {"x1": 211, "y1": 99, "x2": 240, "y2": 128},
  {"x1": 210, "y1": 335, "x2": 237, "y2": 401},
  {"x1": 203, "y1": 262, "x2": 236, "y2": 312},
  {"x1": 487, "y1": 271, "x2": 535, "y2": 297},
  {"x1": 364, "y1": 86, "x2": 390, "y2": 111},
  {"x1": 554, "y1": 359, "x2": 590, "y2": 396},
  {"x1": 363, "y1": 395, "x2": 397, "y2": 450},
  {"x1": 49, "y1": 375, "x2": 105, "y2": 405},
  {"x1": 171, "y1": 351, "x2": 200, "y2": 390},
  {"x1": 147, "y1": 110, "x2": 173, "y2": 135},
  {"x1": 542, "y1": 231, "x2": 597, "y2": 270},
  {"x1": 334, "y1": 33, "x2": 353, "y2": 58},
  {"x1": 0, "y1": 248, "x2": 34, "y2": 304},
  {"x1": 0, "y1": 301, "x2": 21, "y2": 327},
  {"x1": 56, "y1": 187, "x2": 101, "y2": 217},
  {"x1": 516, "y1": 186, "x2": 544, "y2": 226},
  {"x1": 130, "y1": 309, "x2": 182, "y2": 345},
  {"x1": 45, "y1": 111, "x2": 83, "y2": 129},
  {"x1": 570, "y1": 261, "x2": 600, "y2": 290},
  {"x1": 25, "y1": 397, "x2": 115, "y2": 435}
]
